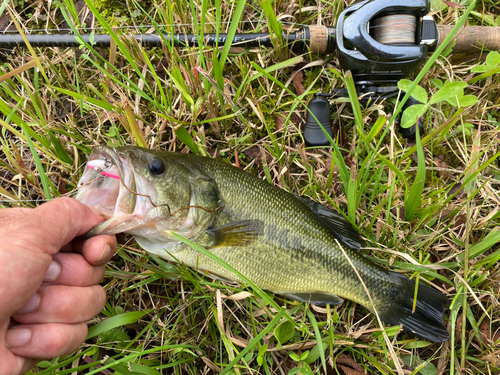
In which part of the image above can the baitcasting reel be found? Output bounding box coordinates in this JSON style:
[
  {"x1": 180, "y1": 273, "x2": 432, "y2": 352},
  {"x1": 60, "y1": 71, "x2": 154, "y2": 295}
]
[{"x1": 304, "y1": 0, "x2": 438, "y2": 146}]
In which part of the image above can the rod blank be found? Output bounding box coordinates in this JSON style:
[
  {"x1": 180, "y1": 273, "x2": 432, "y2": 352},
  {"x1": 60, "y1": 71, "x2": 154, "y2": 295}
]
[
  {"x1": 0, "y1": 27, "x2": 336, "y2": 54},
  {"x1": 0, "y1": 33, "x2": 270, "y2": 48}
]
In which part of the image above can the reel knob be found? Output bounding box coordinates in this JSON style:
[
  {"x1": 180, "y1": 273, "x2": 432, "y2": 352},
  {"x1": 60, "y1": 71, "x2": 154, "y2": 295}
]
[{"x1": 304, "y1": 95, "x2": 333, "y2": 146}]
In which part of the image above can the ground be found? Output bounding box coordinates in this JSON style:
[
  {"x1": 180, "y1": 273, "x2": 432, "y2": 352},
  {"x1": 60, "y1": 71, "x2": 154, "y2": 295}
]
[{"x1": 0, "y1": 0, "x2": 500, "y2": 374}]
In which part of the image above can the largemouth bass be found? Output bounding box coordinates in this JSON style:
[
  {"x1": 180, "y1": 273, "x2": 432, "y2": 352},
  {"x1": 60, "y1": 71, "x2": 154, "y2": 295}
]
[{"x1": 76, "y1": 146, "x2": 449, "y2": 342}]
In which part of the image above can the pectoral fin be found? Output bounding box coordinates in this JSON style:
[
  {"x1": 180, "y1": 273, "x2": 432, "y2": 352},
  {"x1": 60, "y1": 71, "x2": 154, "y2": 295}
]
[
  {"x1": 209, "y1": 219, "x2": 264, "y2": 248},
  {"x1": 281, "y1": 292, "x2": 344, "y2": 306}
]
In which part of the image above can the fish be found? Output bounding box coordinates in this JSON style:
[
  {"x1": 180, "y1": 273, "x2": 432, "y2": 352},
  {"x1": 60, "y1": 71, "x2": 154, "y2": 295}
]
[{"x1": 76, "y1": 145, "x2": 449, "y2": 342}]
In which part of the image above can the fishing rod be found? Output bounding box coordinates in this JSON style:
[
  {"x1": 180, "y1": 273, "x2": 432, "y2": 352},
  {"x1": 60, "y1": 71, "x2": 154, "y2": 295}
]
[
  {"x1": 2, "y1": 15, "x2": 499, "y2": 54},
  {"x1": 3, "y1": 0, "x2": 500, "y2": 144}
]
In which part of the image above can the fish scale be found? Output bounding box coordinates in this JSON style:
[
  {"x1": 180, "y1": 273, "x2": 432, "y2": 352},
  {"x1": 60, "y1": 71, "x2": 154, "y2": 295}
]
[{"x1": 77, "y1": 146, "x2": 450, "y2": 342}]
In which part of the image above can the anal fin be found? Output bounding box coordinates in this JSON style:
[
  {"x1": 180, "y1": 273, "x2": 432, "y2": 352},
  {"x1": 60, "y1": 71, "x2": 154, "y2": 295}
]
[{"x1": 280, "y1": 292, "x2": 344, "y2": 306}]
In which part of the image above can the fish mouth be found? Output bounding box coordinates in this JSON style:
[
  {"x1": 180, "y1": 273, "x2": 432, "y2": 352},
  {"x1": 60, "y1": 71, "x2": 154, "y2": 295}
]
[{"x1": 76, "y1": 146, "x2": 143, "y2": 235}]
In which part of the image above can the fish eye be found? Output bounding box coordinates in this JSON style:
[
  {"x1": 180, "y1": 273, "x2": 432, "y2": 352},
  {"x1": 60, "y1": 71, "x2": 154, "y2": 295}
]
[{"x1": 148, "y1": 159, "x2": 165, "y2": 175}]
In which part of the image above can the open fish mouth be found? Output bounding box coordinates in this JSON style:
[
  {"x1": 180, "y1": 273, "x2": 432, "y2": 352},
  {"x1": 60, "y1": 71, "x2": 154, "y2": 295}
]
[
  {"x1": 76, "y1": 146, "x2": 147, "y2": 236},
  {"x1": 76, "y1": 146, "x2": 126, "y2": 216}
]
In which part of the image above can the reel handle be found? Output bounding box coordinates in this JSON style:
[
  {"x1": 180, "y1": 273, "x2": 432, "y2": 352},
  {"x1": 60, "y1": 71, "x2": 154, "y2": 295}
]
[
  {"x1": 304, "y1": 95, "x2": 333, "y2": 146},
  {"x1": 303, "y1": 92, "x2": 425, "y2": 146},
  {"x1": 399, "y1": 96, "x2": 425, "y2": 140}
]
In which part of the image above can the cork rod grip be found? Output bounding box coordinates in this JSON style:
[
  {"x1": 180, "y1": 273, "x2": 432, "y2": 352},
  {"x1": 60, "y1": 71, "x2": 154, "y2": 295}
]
[{"x1": 437, "y1": 25, "x2": 500, "y2": 54}]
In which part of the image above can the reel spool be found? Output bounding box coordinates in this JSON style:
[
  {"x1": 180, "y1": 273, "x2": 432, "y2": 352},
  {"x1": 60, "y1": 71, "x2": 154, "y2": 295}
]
[
  {"x1": 372, "y1": 14, "x2": 418, "y2": 45},
  {"x1": 304, "y1": 0, "x2": 437, "y2": 145}
]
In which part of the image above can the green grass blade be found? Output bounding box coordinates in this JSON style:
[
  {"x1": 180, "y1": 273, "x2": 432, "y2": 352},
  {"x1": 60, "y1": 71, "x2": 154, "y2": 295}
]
[
  {"x1": 389, "y1": 1, "x2": 476, "y2": 126},
  {"x1": 86, "y1": 310, "x2": 150, "y2": 339},
  {"x1": 169, "y1": 231, "x2": 281, "y2": 312},
  {"x1": 47, "y1": 130, "x2": 73, "y2": 165},
  {"x1": 83, "y1": 0, "x2": 147, "y2": 84},
  {"x1": 123, "y1": 102, "x2": 148, "y2": 148},
  {"x1": 218, "y1": 0, "x2": 247, "y2": 70},
  {"x1": 51, "y1": 86, "x2": 117, "y2": 111},
  {"x1": 344, "y1": 71, "x2": 368, "y2": 146},
  {"x1": 174, "y1": 126, "x2": 199, "y2": 154},
  {"x1": 404, "y1": 125, "x2": 425, "y2": 221},
  {"x1": 377, "y1": 154, "x2": 408, "y2": 194},
  {"x1": 167, "y1": 68, "x2": 194, "y2": 106},
  {"x1": 221, "y1": 308, "x2": 285, "y2": 375},
  {"x1": 366, "y1": 115, "x2": 387, "y2": 143},
  {"x1": 84, "y1": 344, "x2": 201, "y2": 375},
  {"x1": 460, "y1": 228, "x2": 500, "y2": 261},
  {"x1": 21, "y1": 124, "x2": 53, "y2": 199},
  {"x1": 306, "y1": 309, "x2": 326, "y2": 373},
  {"x1": 259, "y1": 0, "x2": 283, "y2": 46},
  {"x1": 248, "y1": 56, "x2": 303, "y2": 82}
]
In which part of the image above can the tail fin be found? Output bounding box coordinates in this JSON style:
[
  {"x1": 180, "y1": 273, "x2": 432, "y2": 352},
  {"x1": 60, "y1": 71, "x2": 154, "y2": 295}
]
[{"x1": 378, "y1": 272, "x2": 449, "y2": 342}]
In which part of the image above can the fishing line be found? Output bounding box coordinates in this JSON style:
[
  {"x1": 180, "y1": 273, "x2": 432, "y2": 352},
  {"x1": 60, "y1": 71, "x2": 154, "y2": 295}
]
[
  {"x1": 0, "y1": 199, "x2": 52, "y2": 203},
  {"x1": 0, "y1": 177, "x2": 223, "y2": 216},
  {"x1": 89, "y1": 156, "x2": 221, "y2": 217},
  {"x1": 0, "y1": 156, "x2": 221, "y2": 215},
  {"x1": 371, "y1": 14, "x2": 417, "y2": 45},
  {"x1": 0, "y1": 174, "x2": 105, "y2": 205},
  {"x1": 115, "y1": 171, "x2": 222, "y2": 217},
  {"x1": 335, "y1": 239, "x2": 405, "y2": 374}
]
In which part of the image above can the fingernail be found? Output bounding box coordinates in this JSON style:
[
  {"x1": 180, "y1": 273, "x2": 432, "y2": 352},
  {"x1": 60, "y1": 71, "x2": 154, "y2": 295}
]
[
  {"x1": 97, "y1": 244, "x2": 112, "y2": 264},
  {"x1": 44, "y1": 260, "x2": 61, "y2": 283},
  {"x1": 5, "y1": 328, "x2": 31, "y2": 348},
  {"x1": 16, "y1": 293, "x2": 40, "y2": 314}
]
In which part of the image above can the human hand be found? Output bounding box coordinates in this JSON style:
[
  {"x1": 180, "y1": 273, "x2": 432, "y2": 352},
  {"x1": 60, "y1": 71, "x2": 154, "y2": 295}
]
[{"x1": 0, "y1": 198, "x2": 116, "y2": 375}]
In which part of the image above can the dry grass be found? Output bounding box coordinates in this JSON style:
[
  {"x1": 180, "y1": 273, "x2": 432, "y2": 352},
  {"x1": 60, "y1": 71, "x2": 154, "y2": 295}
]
[{"x1": 1, "y1": 0, "x2": 500, "y2": 374}]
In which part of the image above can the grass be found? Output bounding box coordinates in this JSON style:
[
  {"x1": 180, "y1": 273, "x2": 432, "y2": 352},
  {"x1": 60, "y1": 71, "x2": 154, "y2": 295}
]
[{"x1": 1, "y1": 0, "x2": 500, "y2": 373}]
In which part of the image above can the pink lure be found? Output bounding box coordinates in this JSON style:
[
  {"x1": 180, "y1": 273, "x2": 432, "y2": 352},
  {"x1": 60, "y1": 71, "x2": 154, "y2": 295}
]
[{"x1": 87, "y1": 160, "x2": 120, "y2": 179}]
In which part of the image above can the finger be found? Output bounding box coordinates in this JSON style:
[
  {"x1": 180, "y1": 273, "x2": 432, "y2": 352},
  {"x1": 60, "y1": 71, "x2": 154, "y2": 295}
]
[
  {"x1": 7, "y1": 198, "x2": 107, "y2": 256},
  {"x1": 19, "y1": 358, "x2": 37, "y2": 375},
  {"x1": 0, "y1": 348, "x2": 36, "y2": 375},
  {"x1": 71, "y1": 234, "x2": 117, "y2": 266},
  {"x1": 0, "y1": 199, "x2": 107, "y2": 319},
  {"x1": 13, "y1": 285, "x2": 105, "y2": 324},
  {"x1": 0, "y1": 207, "x2": 32, "y2": 220},
  {"x1": 5, "y1": 323, "x2": 87, "y2": 359},
  {"x1": 43, "y1": 253, "x2": 105, "y2": 286}
]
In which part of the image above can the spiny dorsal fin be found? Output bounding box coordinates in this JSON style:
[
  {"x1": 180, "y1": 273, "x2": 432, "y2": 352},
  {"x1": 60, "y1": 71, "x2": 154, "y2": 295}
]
[
  {"x1": 210, "y1": 219, "x2": 264, "y2": 248},
  {"x1": 295, "y1": 195, "x2": 365, "y2": 250}
]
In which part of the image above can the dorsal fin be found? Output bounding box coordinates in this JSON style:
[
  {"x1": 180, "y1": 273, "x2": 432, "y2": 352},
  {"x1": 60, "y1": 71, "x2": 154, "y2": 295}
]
[{"x1": 295, "y1": 195, "x2": 365, "y2": 250}]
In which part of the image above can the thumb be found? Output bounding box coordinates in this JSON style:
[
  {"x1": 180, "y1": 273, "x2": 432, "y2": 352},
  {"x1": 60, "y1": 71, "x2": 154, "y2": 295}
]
[{"x1": 20, "y1": 198, "x2": 106, "y2": 256}]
